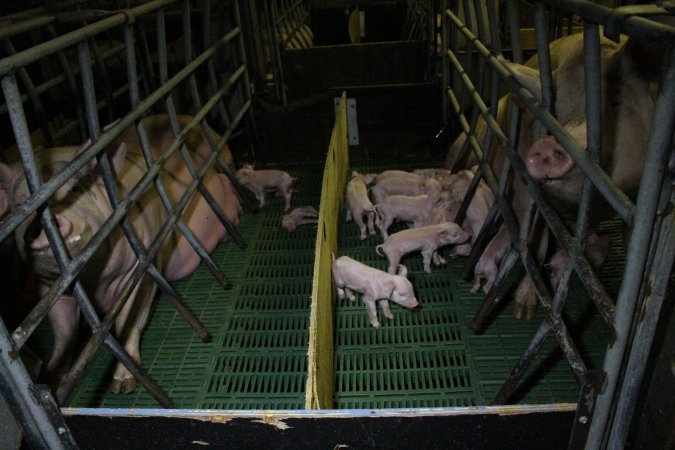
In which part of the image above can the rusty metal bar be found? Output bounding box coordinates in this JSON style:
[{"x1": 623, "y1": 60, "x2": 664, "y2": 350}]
[{"x1": 587, "y1": 43, "x2": 675, "y2": 450}]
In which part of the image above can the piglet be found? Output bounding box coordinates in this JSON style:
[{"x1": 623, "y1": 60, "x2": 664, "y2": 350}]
[
  {"x1": 370, "y1": 176, "x2": 442, "y2": 205},
  {"x1": 374, "y1": 170, "x2": 423, "y2": 184},
  {"x1": 332, "y1": 254, "x2": 419, "y2": 328},
  {"x1": 413, "y1": 167, "x2": 453, "y2": 181},
  {"x1": 375, "y1": 191, "x2": 442, "y2": 239},
  {"x1": 282, "y1": 206, "x2": 319, "y2": 232},
  {"x1": 346, "y1": 171, "x2": 377, "y2": 239},
  {"x1": 376, "y1": 222, "x2": 470, "y2": 274},
  {"x1": 547, "y1": 232, "x2": 611, "y2": 289},
  {"x1": 235, "y1": 164, "x2": 295, "y2": 211},
  {"x1": 472, "y1": 225, "x2": 512, "y2": 295}
]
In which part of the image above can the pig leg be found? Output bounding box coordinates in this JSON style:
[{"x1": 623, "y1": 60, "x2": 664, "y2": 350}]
[
  {"x1": 345, "y1": 287, "x2": 356, "y2": 302},
  {"x1": 336, "y1": 284, "x2": 347, "y2": 300},
  {"x1": 513, "y1": 277, "x2": 537, "y2": 320},
  {"x1": 471, "y1": 273, "x2": 484, "y2": 294},
  {"x1": 279, "y1": 186, "x2": 292, "y2": 212},
  {"x1": 345, "y1": 208, "x2": 352, "y2": 222},
  {"x1": 110, "y1": 277, "x2": 156, "y2": 393},
  {"x1": 385, "y1": 250, "x2": 402, "y2": 275},
  {"x1": 379, "y1": 299, "x2": 394, "y2": 321},
  {"x1": 378, "y1": 214, "x2": 393, "y2": 240},
  {"x1": 422, "y1": 249, "x2": 435, "y2": 274},
  {"x1": 432, "y1": 251, "x2": 447, "y2": 266},
  {"x1": 354, "y1": 210, "x2": 368, "y2": 240},
  {"x1": 45, "y1": 296, "x2": 80, "y2": 390},
  {"x1": 366, "y1": 211, "x2": 376, "y2": 236},
  {"x1": 363, "y1": 297, "x2": 381, "y2": 328}
]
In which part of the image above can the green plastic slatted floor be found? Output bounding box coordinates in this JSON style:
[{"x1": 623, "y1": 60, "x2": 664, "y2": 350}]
[{"x1": 62, "y1": 160, "x2": 615, "y2": 409}]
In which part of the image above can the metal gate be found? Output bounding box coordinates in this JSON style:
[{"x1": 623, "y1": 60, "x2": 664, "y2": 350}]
[
  {"x1": 440, "y1": 0, "x2": 674, "y2": 448},
  {"x1": 0, "y1": 1, "x2": 255, "y2": 447}
]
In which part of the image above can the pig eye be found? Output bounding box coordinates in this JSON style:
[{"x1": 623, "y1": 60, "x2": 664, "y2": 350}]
[{"x1": 70, "y1": 185, "x2": 82, "y2": 194}]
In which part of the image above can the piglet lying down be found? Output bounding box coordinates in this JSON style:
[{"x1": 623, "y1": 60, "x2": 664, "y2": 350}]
[
  {"x1": 282, "y1": 206, "x2": 319, "y2": 232},
  {"x1": 332, "y1": 254, "x2": 420, "y2": 328}
]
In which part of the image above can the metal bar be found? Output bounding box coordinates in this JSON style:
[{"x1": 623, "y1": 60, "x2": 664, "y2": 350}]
[
  {"x1": 445, "y1": 84, "x2": 590, "y2": 381},
  {"x1": 0, "y1": 25, "x2": 242, "y2": 243},
  {"x1": 233, "y1": 0, "x2": 259, "y2": 159},
  {"x1": 123, "y1": 20, "x2": 213, "y2": 339},
  {"x1": 0, "y1": 321, "x2": 69, "y2": 449},
  {"x1": 2, "y1": 70, "x2": 173, "y2": 409},
  {"x1": 587, "y1": 46, "x2": 675, "y2": 449},
  {"x1": 607, "y1": 188, "x2": 675, "y2": 448},
  {"x1": 446, "y1": 10, "x2": 617, "y2": 330},
  {"x1": 0, "y1": 0, "x2": 181, "y2": 77},
  {"x1": 2, "y1": 39, "x2": 54, "y2": 147}
]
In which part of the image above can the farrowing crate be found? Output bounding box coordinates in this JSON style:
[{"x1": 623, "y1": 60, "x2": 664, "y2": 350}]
[{"x1": 0, "y1": 1, "x2": 672, "y2": 448}]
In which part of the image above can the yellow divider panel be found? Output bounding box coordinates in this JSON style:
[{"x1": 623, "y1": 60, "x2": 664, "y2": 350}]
[{"x1": 305, "y1": 92, "x2": 349, "y2": 409}]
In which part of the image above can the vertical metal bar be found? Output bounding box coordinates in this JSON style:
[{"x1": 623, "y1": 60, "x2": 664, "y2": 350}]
[
  {"x1": 2, "y1": 39, "x2": 54, "y2": 147},
  {"x1": 607, "y1": 188, "x2": 675, "y2": 448},
  {"x1": 233, "y1": 0, "x2": 259, "y2": 159},
  {"x1": 586, "y1": 44, "x2": 675, "y2": 450},
  {"x1": 0, "y1": 321, "x2": 70, "y2": 449},
  {"x1": 441, "y1": 0, "x2": 449, "y2": 124},
  {"x1": 46, "y1": 24, "x2": 87, "y2": 143}
]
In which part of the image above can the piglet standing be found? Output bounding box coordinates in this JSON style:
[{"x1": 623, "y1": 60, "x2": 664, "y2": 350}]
[
  {"x1": 281, "y1": 206, "x2": 319, "y2": 232},
  {"x1": 376, "y1": 222, "x2": 470, "y2": 274},
  {"x1": 332, "y1": 254, "x2": 419, "y2": 328},
  {"x1": 345, "y1": 171, "x2": 377, "y2": 240},
  {"x1": 375, "y1": 191, "x2": 442, "y2": 239},
  {"x1": 235, "y1": 164, "x2": 295, "y2": 211}
]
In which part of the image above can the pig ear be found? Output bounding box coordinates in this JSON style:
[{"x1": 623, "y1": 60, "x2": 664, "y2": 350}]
[
  {"x1": 90, "y1": 142, "x2": 127, "y2": 176},
  {"x1": 499, "y1": 56, "x2": 542, "y2": 104},
  {"x1": 363, "y1": 174, "x2": 376, "y2": 185},
  {"x1": 396, "y1": 264, "x2": 408, "y2": 278}
]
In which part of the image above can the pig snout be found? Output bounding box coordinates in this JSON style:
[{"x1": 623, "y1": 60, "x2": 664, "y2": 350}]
[
  {"x1": 28, "y1": 214, "x2": 76, "y2": 251},
  {"x1": 526, "y1": 137, "x2": 575, "y2": 182},
  {"x1": 401, "y1": 297, "x2": 420, "y2": 309}
]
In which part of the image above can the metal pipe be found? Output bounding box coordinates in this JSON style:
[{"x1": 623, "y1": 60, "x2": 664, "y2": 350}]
[
  {"x1": 586, "y1": 44, "x2": 675, "y2": 450},
  {"x1": 0, "y1": 0, "x2": 180, "y2": 77},
  {"x1": 0, "y1": 321, "x2": 71, "y2": 449},
  {"x1": 0, "y1": 26, "x2": 241, "y2": 242},
  {"x1": 607, "y1": 188, "x2": 675, "y2": 448},
  {"x1": 446, "y1": 10, "x2": 617, "y2": 329}
]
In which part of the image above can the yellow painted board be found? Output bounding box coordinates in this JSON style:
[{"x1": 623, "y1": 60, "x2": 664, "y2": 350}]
[{"x1": 305, "y1": 92, "x2": 349, "y2": 409}]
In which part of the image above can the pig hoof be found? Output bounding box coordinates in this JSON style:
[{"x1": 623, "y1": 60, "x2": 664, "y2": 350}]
[
  {"x1": 512, "y1": 303, "x2": 525, "y2": 320},
  {"x1": 526, "y1": 305, "x2": 537, "y2": 321},
  {"x1": 385, "y1": 314, "x2": 394, "y2": 320},
  {"x1": 360, "y1": 234, "x2": 367, "y2": 240},
  {"x1": 109, "y1": 377, "x2": 137, "y2": 394},
  {"x1": 371, "y1": 322, "x2": 381, "y2": 328}
]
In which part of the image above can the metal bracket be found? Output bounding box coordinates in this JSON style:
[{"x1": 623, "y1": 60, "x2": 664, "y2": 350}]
[
  {"x1": 334, "y1": 97, "x2": 359, "y2": 146},
  {"x1": 29, "y1": 384, "x2": 79, "y2": 449},
  {"x1": 566, "y1": 369, "x2": 606, "y2": 450}
]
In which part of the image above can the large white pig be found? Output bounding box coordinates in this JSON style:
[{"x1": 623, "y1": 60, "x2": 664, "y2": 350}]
[
  {"x1": 0, "y1": 115, "x2": 241, "y2": 393},
  {"x1": 448, "y1": 32, "x2": 658, "y2": 318},
  {"x1": 345, "y1": 171, "x2": 377, "y2": 240},
  {"x1": 332, "y1": 254, "x2": 419, "y2": 328},
  {"x1": 376, "y1": 222, "x2": 470, "y2": 274}
]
